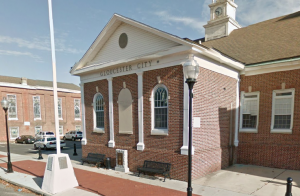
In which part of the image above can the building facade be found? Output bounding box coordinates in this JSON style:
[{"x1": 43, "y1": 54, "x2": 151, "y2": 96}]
[
  {"x1": 71, "y1": 0, "x2": 300, "y2": 181},
  {"x1": 0, "y1": 76, "x2": 81, "y2": 141}
]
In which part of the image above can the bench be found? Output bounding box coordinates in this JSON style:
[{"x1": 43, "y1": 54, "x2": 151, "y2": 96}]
[
  {"x1": 81, "y1": 153, "x2": 105, "y2": 168},
  {"x1": 137, "y1": 160, "x2": 171, "y2": 182}
]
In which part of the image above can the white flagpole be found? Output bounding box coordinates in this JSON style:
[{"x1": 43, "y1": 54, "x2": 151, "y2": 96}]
[{"x1": 48, "y1": 0, "x2": 61, "y2": 154}]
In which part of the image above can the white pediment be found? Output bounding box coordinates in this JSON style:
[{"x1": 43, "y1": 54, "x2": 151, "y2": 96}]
[{"x1": 83, "y1": 23, "x2": 181, "y2": 69}]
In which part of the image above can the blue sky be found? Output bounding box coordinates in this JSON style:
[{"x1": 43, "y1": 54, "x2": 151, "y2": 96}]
[{"x1": 0, "y1": 0, "x2": 299, "y2": 85}]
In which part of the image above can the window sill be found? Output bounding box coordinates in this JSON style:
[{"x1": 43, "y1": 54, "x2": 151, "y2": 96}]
[
  {"x1": 239, "y1": 128, "x2": 258, "y2": 133},
  {"x1": 75, "y1": 118, "x2": 81, "y2": 121},
  {"x1": 271, "y1": 129, "x2": 292, "y2": 134},
  {"x1": 8, "y1": 118, "x2": 18, "y2": 121},
  {"x1": 34, "y1": 118, "x2": 41, "y2": 121},
  {"x1": 93, "y1": 128, "x2": 105, "y2": 133},
  {"x1": 151, "y1": 129, "x2": 168, "y2": 136}
]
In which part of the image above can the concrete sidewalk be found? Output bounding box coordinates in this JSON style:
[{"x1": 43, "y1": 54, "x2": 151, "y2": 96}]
[{"x1": 0, "y1": 151, "x2": 297, "y2": 196}]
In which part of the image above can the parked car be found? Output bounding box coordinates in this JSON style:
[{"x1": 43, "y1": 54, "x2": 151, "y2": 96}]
[
  {"x1": 15, "y1": 135, "x2": 35, "y2": 144},
  {"x1": 63, "y1": 131, "x2": 82, "y2": 141},
  {"x1": 35, "y1": 131, "x2": 55, "y2": 140},
  {"x1": 33, "y1": 136, "x2": 66, "y2": 150}
]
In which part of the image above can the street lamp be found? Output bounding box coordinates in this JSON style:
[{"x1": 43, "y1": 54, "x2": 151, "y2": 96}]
[
  {"x1": 182, "y1": 54, "x2": 200, "y2": 196},
  {"x1": 1, "y1": 97, "x2": 13, "y2": 173}
]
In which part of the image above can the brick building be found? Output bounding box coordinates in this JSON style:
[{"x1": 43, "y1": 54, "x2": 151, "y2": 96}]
[
  {"x1": 71, "y1": 0, "x2": 300, "y2": 181},
  {"x1": 0, "y1": 76, "x2": 81, "y2": 141}
]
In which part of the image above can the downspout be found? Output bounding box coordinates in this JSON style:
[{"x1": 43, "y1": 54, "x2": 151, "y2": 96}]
[
  {"x1": 234, "y1": 76, "x2": 240, "y2": 147},
  {"x1": 229, "y1": 103, "x2": 233, "y2": 166}
]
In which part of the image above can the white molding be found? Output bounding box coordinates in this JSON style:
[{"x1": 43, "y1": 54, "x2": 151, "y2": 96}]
[
  {"x1": 107, "y1": 77, "x2": 115, "y2": 148},
  {"x1": 80, "y1": 83, "x2": 87, "y2": 145},
  {"x1": 239, "y1": 91, "x2": 260, "y2": 133},
  {"x1": 242, "y1": 59, "x2": 300, "y2": 76},
  {"x1": 93, "y1": 93, "x2": 105, "y2": 132},
  {"x1": 151, "y1": 84, "x2": 169, "y2": 135},
  {"x1": 0, "y1": 82, "x2": 80, "y2": 93},
  {"x1": 234, "y1": 78, "x2": 240, "y2": 146},
  {"x1": 181, "y1": 75, "x2": 191, "y2": 155},
  {"x1": 270, "y1": 88, "x2": 295, "y2": 134},
  {"x1": 136, "y1": 72, "x2": 144, "y2": 151}
]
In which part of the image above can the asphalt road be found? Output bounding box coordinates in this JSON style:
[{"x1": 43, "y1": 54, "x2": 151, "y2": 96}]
[{"x1": 0, "y1": 140, "x2": 82, "y2": 162}]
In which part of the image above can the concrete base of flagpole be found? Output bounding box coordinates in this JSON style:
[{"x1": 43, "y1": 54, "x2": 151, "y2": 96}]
[{"x1": 42, "y1": 153, "x2": 78, "y2": 194}]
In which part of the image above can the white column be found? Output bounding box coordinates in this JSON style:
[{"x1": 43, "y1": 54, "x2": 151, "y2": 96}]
[
  {"x1": 80, "y1": 83, "x2": 87, "y2": 145},
  {"x1": 234, "y1": 77, "x2": 240, "y2": 146},
  {"x1": 107, "y1": 77, "x2": 115, "y2": 148},
  {"x1": 181, "y1": 76, "x2": 194, "y2": 155},
  {"x1": 136, "y1": 72, "x2": 145, "y2": 151}
]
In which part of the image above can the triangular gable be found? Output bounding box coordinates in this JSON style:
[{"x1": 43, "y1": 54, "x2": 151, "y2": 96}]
[{"x1": 71, "y1": 14, "x2": 194, "y2": 74}]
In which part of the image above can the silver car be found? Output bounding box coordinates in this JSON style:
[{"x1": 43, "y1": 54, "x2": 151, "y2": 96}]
[{"x1": 33, "y1": 136, "x2": 66, "y2": 150}]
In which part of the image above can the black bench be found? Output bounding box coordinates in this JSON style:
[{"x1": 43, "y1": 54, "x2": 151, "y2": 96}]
[
  {"x1": 137, "y1": 160, "x2": 171, "y2": 182},
  {"x1": 81, "y1": 153, "x2": 105, "y2": 168}
]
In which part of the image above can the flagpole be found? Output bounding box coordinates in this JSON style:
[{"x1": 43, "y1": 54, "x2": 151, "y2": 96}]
[{"x1": 48, "y1": 0, "x2": 61, "y2": 154}]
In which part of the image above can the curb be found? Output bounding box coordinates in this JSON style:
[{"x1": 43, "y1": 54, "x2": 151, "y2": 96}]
[{"x1": 0, "y1": 175, "x2": 51, "y2": 196}]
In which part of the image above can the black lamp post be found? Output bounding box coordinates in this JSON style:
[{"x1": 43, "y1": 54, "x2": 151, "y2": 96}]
[
  {"x1": 1, "y1": 97, "x2": 13, "y2": 173},
  {"x1": 183, "y1": 54, "x2": 200, "y2": 196}
]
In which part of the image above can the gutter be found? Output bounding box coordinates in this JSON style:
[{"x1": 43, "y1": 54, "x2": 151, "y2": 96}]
[{"x1": 246, "y1": 56, "x2": 300, "y2": 67}]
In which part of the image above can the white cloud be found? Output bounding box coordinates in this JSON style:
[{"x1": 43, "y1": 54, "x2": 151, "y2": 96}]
[
  {"x1": 154, "y1": 11, "x2": 206, "y2": 34},
  {"x1": 0, "y1": 50, "x2": 43, "y2": 62},
  {"x1": 236, "y1": 0, "x2": 300, "y2": 26},
  {"x1": 0, "y1": 35, "x2": 84, "y2": 54}
]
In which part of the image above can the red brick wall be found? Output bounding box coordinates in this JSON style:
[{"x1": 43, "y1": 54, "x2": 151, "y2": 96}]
[
  {"x1": 238, "y1": 69, "x2": 300, "y2": 169},
  {"x1": 83, "y1": 65, "x2": 238, "y2": 181},
  {"x1": 192, "y1": 67, "x2": 237, "y2": 178},
  {"x1": 0, "y1": 86, "x2": 81, "y2": 141}
]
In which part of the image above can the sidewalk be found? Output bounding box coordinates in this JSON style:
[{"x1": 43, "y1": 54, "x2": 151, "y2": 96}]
[{"x1": 0, "y1": 151, "x2": 296, "y2": 196}]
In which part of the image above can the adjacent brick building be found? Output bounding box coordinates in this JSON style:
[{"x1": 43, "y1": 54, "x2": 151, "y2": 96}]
[
  {"x1": 71, "y1": 0, "x2": 300, "y2": 181},
  {"x1": 0, "y1": 76, "x2": 81, "y2": 141}
]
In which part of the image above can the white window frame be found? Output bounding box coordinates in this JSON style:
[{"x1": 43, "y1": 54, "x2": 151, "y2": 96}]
[
  {"x1": 75, "y1": 125, "x2": 81, "y2": 131},
  {"x1": 7, "y1": 94, "x2": 18, "y2": 120},
  {"x1": 93, "y1": 93, "x2": 105, "y2": 133},
  {"x1": 33, "y1": 96, "x2": 41, "y2": 120},
  {"x1": 58, "y1": 98, "x2": 63, "y2": 120},
  {"x1": 271, "y1": 88, "x2": 295, "y2": 134},
  {"x1": 35, "y1": 126, "x2": 42, "y2": 135},
  {"x1": 151, "y1": 84, "x2": 169, "y2": 135},
  {"x1": 74, "y1": 98, "x2": 81, "y2": 120},
  {"x1": 10, "y1": 127, "x2": 19, "y2": 139},
  {"x1": 59, "y1": 125, "x2": 64, "y2": 136},
  {"x1": 239, "y1": 91, "x2": 260, "y2": 133}
]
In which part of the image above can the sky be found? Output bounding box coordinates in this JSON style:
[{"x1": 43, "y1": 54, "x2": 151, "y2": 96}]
[{"x1": 0, "y1": 0, "x2": 299, "y2": 86}]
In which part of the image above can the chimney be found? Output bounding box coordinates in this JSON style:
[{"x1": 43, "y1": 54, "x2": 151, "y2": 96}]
[{"x1": 21, "y1": 77, "x2": 27, "y2": 85}]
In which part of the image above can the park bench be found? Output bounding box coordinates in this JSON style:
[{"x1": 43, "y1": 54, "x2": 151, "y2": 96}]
[
  {"x1": 81, "y1": 153, "x2": 105, "y2": 168},
  {"x1": 137, "y1": 160, "x2": 171, "y2": 182}
]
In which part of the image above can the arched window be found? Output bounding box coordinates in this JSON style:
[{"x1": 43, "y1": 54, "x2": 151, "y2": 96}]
[
  {"x1": 94, "y1": 93, "x2": 104, "y2": 130},
  {"x1": 152, "y1": 84, "x2": 168, "y2": 135}
]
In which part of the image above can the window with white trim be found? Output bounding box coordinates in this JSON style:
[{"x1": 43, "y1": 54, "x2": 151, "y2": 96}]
[
  {"x1": 271, "y1": 89, "x2": 295, "y2": 133},
  {"x1": 151, "y1": 84, "x2": 168, "y2": 135},
  {"x1": 10, "y1": 127, "x2": 19, "y2": 139},
  {"x1": 59, "y1": 125, "x2": 63, "y2": 136},
  {"x1": 7, "y1": 94, "x2": 17, "y2": 120},
  {"x1": 239, "y1": 91, "x2": 260, "y2": 133},
  {"x1": 58, "y1": 98, "x2": 62, "y2": 119},
  {"x1": 93, "y1": 93, "x2": 104, "y2": 132},
  {"x1": 75, "y1": 125, "x2": 81, "y2": 131},
  {"x1": 33, "y1": 96, "x2": 41, "y2": 120},
  {"x1": 74, "y1": 99, "x2": 80, "y2": 120},
  {"x1": 35, "y1": 126, "x2": 42, "y2": 135}
]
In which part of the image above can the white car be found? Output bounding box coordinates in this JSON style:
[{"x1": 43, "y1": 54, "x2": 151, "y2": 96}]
[
  {"x1": 33, "y1": 136, "x2": 66, "y2": 150},
  {"x1": 63, "y1": 131, "x2": 83, "y2": 141},
  {"x1": 35, "y1": 131, "x2": 55, "y2": 140}
]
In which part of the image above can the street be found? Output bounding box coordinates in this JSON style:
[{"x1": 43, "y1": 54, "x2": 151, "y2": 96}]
[{"x1": 0, "y1": 140, "x2": 82, "y2": 163}]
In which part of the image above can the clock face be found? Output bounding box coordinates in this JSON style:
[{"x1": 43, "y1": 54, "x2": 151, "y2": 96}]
[{"x1": 215, "y1": 7, "x2": 222, "y2": 17}]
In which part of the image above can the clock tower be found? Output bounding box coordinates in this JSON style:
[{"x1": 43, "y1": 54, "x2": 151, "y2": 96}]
[{"x1": 203, "y1": 0, "x2": 241, "y2": 41}]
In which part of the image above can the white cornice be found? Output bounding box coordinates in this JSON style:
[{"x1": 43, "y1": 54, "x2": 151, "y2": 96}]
[
  {"x1": 242, "y1": 59, "x2": 300, "y2": 76},
  {"x1": 0, "y1": 82, "x2": 80, "y2": 93}
]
